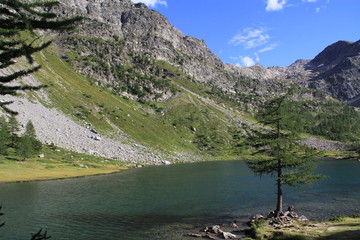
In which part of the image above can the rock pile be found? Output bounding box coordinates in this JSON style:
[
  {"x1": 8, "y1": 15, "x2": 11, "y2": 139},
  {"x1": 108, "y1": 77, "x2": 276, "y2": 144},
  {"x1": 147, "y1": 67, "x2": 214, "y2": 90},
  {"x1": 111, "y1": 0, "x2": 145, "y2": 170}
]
[
  {"x1": 250, "y1": 206, "x2": 309, "y2": 229},
  {"x1": 187, "y1": 223, "x2": 241, "y2": 240}
]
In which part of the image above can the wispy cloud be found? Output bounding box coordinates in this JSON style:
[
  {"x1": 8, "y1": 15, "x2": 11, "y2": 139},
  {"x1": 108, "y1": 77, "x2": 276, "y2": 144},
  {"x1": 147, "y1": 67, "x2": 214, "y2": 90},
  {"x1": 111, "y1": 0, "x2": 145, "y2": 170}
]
[
  {"x1": 229, "y1": 27, "x2": 270, "y2": 49},
  {"x1": 266, "y1": 0, "x2": 286, "y2": 11},
  {"x1": 302, "y1": 0, "x2": 317, "y2": 2},
  {"x1": 258, "y1": 43, "x2": 279, "y2": 53},
  {"x1": 131, "y1": 0, "x2": 167, "y2": 7}
]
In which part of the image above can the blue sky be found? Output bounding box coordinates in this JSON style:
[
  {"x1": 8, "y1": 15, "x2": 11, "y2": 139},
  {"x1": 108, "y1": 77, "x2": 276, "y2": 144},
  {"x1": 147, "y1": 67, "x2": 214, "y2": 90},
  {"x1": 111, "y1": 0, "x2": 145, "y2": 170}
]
[{"x1": 131, "y1": 0, "x2": 359, "y2": 67}]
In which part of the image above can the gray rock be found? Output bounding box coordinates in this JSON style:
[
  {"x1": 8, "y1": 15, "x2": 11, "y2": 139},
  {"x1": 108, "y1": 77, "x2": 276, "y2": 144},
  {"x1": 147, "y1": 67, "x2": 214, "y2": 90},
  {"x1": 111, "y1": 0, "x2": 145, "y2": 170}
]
[
  {"x1": 298, "y1": 215, "x2": 309, "y2": 222},
  {"x1": 220, "y1": 231, "x2": 237, "y2": 239}
]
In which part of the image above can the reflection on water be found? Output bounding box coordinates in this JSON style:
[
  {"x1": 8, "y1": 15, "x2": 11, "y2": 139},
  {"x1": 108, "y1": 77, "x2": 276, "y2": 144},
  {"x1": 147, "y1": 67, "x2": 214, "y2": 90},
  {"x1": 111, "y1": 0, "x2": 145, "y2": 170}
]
[{"x1": 0, "y1": 159, "x2": 359, "y2": 239}]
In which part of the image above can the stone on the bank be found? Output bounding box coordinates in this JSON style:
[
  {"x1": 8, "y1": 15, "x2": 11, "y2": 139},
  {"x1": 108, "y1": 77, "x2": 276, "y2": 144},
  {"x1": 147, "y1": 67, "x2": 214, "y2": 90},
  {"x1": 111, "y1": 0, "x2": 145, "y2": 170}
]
[
  {"x1": 250, "y1": 214, "x2": 264, "y2": 222},
  {"x1": 38, "y1": 154, "x2": 45, "y2": 158},
  {"x1": 267, "y1": 211, "x2": 276, "y2": 219},
  {"x1": 298, "y1": 215, "x2": 309, "y2": 222},
  {"x1": 221, "y1": 231, "x2": 237, "y2": 239},
  {"x1": 204, "y1": 225, "x2": 222, "y2": 234},
  {"x1": 230, "y1": 222, "x2": 238, "y2": 228},
  {"x1": 187, "y1": 233, "x2": 202, "y2": 238}
]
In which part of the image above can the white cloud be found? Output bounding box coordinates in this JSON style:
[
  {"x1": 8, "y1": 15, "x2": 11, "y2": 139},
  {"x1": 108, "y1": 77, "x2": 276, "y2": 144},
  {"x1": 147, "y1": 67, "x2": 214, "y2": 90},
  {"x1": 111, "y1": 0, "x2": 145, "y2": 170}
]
[
  {"x1": 266, "y1": 0, "x2": 286, "y2": 11},
  {"x1": 229, "y1": 27, "x2": 270, "y2": 49},
  {"x1": 131, "y1": 0, "x2": 167, "y2": 7},
  {"x1": 316, "y1": 7, "x2": 321, "y2": 13},
  {"x1": 232, "y1": 56, "x2": 256, "y2": 67},
  {"x1": 258, "y1": 43, "x2": 279, "y2": 53},
  {"x1": 240, "y1": 56, "x2": 256, "y2": 67},
  {"x1": 302, "y1": 0, "x2": 317, "y2": 2}
]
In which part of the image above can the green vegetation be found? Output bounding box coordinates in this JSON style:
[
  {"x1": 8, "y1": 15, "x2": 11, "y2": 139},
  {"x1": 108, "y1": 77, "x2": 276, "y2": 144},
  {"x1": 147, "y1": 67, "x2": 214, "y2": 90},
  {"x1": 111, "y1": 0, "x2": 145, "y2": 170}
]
[
  {"x1": 246, "y1": 215, "x2": 360, "y2": 240},
  {"x1": 0, "y1": 113, "x2": 125, "y2": 183},
  {"x1": 0, "y1": 143, "x2": 127, "y2": 183},
  {"x1": 16, "y1": 121, "x2": 42, "y2": 161},
  {"x1": 31, "y1": 44, "x2": 252, "y2": 157},
  {"x1": 279, "y1": 100, "x2": 360, "y2": 142}
]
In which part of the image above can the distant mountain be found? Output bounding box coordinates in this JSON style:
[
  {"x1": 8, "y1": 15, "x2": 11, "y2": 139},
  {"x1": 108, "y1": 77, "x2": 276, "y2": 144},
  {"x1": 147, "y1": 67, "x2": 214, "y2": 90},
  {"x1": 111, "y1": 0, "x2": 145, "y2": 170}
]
[
  {"x1": 232, "y1": 40, "x2": 360, "y2": 106},
  {"x1": 307, "y1": 40, "x2": 360, "y2": 104}
]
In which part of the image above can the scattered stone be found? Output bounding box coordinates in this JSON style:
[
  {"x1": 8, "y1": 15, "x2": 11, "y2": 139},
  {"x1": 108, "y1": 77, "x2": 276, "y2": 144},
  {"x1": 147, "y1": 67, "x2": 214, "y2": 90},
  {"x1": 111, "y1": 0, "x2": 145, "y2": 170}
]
[
  {"x1": 162, "y1": 160, "x2": 172, "y2": 165},
  {"x1": 230, "y1": 222, "x2": 238, "y2": 228},
  {"x1": 187, "y1": 233, "x2": 202, "y2": 238},
  {"x1": 204, "y1": 225, "x2": 222, "y2": 234},
  {"x1": 38, "y1": 154, "x2": 45, "y2": 158},
  {"x1": 191, "y1": 126, "x2": 197, "y2": 132},
  {"x1": 250, "y1": 214, "x2": 265, "y2": 222},
  {"x1": 221, "y1": 231, "x2": 237, "y2": 239},
  {"x1": 267, "y1": 211, "x2": 276, "y2": 219},
  {"x1": 90, "y1": 129, "x2": 98, "y2": 134},
  {"x1": 298, "y1": 215, "x2": 309, "y2": 222},
  {"x1": 91, "y1": 135, "x2": 102, "y2": 141}
]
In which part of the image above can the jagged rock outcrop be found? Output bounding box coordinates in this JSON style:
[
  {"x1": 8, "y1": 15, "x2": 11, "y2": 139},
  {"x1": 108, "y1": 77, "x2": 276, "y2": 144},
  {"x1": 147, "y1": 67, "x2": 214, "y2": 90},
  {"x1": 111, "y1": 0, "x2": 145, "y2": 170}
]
[
  {"x1": 51, "y1": 1, "x2": 360, "y2": 106},
  {"x1": 52, "y1": 0, "x2": 235, "y2": 102},
  {"x1": 231, "y1": 40, "x2": 360, "y2": 105},
  {"x1": 308, "y1": 40, "x2": 360, "y2": 103}
]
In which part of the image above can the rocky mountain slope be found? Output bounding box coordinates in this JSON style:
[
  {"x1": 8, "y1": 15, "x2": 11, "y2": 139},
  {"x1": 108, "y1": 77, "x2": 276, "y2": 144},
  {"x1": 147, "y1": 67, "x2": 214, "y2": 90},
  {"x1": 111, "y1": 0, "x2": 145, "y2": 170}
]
[
  {"x1": 53, "y1": 0, "x2": 293, "y2": 103},
  {"x1": 233, "y1": 40, "x2": 360, "y2": 106},
  {"x1": 1, "y1": 0, "x2": 359, "y2": 163},
  {"x1": 55, "y1": 0, "x2": 360, "y2": 105}
]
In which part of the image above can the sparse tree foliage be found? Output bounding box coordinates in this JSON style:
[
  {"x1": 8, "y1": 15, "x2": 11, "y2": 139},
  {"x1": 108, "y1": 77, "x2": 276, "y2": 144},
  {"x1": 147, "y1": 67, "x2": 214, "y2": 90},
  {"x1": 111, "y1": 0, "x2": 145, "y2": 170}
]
[
  {"x1": 0, "y1": 0, "x2": 81, "y2": 113},
  {"x1": 246, "y1": 90, "x2": 323, "y2": 216}
]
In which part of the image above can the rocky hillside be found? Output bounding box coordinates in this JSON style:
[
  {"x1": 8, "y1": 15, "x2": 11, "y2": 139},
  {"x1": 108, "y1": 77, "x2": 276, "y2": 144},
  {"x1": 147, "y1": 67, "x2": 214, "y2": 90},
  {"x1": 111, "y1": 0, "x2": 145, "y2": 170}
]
[
  {"x1": 233, "y1": 40, "x2": 360, "y2": 106},
  {"x1": 52, "y1": 0, "x2": 293, "y2": 103},
  {"x1": 1, "y1": 0, "x2": 359, "y2": 164}
]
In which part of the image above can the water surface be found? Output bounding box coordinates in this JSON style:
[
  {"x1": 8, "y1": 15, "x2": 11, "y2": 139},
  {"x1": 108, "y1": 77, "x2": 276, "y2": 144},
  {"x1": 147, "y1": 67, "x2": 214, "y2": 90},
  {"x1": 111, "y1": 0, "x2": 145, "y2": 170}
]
[{"x1": 0, "y1": 159, "x2": 359, "y2": 239}]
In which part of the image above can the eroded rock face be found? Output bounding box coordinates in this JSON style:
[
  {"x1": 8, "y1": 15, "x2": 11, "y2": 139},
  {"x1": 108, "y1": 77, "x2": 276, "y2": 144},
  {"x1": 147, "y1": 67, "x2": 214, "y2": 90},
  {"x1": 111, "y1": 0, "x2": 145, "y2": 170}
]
[
  {"x1": 52, "y1": 0, "x2": 230, "y2": 100},
  {"x1": 53, "y1": 1, "x2": 359, "y2": 104},
  {"x1": 230, "y1": 40, "x2": 360, "y2": 104}
]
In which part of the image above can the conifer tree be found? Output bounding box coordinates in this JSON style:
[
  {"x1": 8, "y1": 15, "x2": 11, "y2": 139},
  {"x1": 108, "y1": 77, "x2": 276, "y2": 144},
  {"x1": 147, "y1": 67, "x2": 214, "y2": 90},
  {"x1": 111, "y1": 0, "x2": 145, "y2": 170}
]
[
  {"x1": 16, "y1": 120, "x2": 41, "y2": 160},
  {"x1": 246, "y1": 90, "x2": 323, "y2": 216},
  {"x1": 0, "y1": 116, "x2": 11, "y2": 155},
  {"x1": 0, "y1": 0, "x2": 81, "y2": 113}
]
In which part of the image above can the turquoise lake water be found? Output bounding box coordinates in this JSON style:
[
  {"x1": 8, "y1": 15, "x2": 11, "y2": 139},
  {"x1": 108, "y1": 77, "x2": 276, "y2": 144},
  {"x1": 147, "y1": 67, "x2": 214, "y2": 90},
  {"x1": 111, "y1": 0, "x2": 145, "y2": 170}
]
[{"x1": 0, "y1": 159, "x2": 359, "y2": 239}]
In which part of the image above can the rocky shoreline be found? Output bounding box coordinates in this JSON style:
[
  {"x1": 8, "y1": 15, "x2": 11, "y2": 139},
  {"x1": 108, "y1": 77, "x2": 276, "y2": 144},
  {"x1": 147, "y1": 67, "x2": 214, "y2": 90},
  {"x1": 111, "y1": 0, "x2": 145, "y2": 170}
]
[{"x1": 185, "y1": 206, "x2": 309, "y2": 240}]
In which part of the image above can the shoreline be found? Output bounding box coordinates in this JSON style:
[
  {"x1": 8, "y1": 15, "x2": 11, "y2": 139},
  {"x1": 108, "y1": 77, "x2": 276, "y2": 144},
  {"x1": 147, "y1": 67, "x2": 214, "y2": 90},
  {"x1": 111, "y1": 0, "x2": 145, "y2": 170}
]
[{"x1": 0, "y1": 150, "x2": 357, "y2": 184}]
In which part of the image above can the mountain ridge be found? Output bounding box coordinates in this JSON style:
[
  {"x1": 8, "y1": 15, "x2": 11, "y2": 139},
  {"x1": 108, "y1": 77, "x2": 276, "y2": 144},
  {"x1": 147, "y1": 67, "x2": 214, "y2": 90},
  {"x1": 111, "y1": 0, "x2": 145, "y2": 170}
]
[{"x1": 1, "y1": 0, "x2": 359, "y2": 164}]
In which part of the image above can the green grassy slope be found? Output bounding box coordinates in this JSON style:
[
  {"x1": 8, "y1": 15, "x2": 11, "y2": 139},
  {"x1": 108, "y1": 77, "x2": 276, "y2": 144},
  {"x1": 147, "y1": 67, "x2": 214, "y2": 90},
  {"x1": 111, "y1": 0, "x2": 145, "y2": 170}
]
[{"x1": 31, "y1": 44, "x2": 245, "y2": 157}]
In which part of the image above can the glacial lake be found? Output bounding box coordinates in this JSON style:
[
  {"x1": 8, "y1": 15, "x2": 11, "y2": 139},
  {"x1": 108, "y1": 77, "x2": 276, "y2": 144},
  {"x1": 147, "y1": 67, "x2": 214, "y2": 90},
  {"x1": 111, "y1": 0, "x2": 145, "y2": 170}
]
[{"x1": 0, "y1": 159, "x2": 359, "y2": 239}]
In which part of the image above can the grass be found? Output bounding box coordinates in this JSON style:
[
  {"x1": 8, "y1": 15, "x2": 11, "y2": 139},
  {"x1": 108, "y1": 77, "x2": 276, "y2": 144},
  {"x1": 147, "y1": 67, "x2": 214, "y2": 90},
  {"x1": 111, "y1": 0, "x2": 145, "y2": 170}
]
[
  {"x1": 30, "y1": 44, "x2": 249, "y2": 158},
  {"x1": 33, "y1": 45, "x2": 197, "y2": 152},
  {"x1": 0, "y1": 145, "x2": 127, "y2": 183},
  {"x1": 247, "y1": 216, "x2": 360, "y2": 240}
]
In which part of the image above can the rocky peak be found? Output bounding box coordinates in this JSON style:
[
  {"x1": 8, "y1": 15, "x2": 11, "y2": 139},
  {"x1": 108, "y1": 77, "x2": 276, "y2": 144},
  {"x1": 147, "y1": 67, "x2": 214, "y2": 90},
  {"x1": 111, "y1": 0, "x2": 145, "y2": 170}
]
[
  {"x1": 307, "y1": 40, "x2": 359, "y2": 71},
  {"x1": 56, "y1": 0, "x2": 226, "y2": 88}
]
